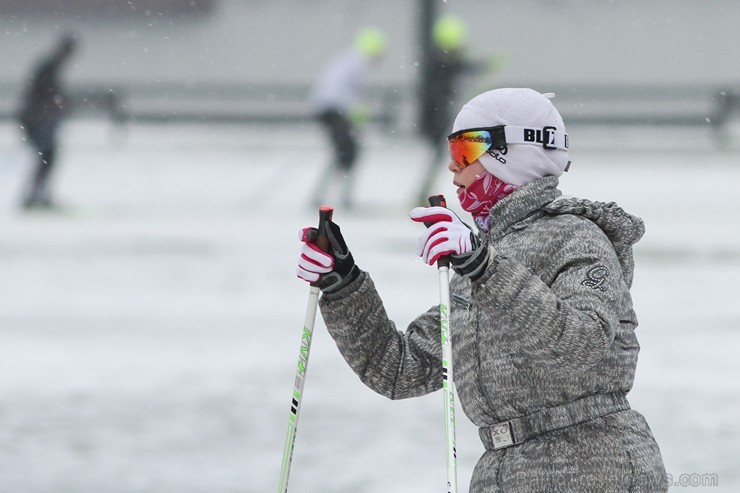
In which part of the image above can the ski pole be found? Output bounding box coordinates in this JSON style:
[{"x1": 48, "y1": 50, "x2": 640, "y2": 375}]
[
  {"x1": 426, "y1": 194, "x2": 459, "y2": 493},
  {"x1": 278, "y1": 206, "x2": 333, "y2": 493}
]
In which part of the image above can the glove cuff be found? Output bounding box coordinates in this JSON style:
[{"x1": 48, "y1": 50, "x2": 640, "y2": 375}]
[
  {"x1": 321, "y1": 264, "x2": 361, "y2": 293},
  {"x1": 450, "y1": 246, "x2": 490, "y2": 281}
]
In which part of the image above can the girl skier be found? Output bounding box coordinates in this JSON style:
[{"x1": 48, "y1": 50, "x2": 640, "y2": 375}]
[{"x1": 297, "y1": 88, "x2": 667, "y2": 492}]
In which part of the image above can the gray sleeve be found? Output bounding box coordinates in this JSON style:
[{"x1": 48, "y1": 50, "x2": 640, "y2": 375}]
[
  {"x1": 319, "y1": 271, "x2": 443, "y2": 400},
  {"x1": 474, "y1": 225, "x2": 626, "y2": 372}
]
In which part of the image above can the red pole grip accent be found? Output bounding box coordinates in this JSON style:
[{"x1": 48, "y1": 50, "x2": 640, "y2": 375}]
[{"x1": 428, "y1": 194, "x2": 447, "y2": 208}]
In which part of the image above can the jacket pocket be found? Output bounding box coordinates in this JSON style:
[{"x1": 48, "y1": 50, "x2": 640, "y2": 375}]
[{"x1": 451, "y1": 294, "x2": 471, "y2": 311}]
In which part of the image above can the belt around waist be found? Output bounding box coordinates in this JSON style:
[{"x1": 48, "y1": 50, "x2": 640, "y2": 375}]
[{"x1": 479, "y1": 391, "x2": 630, "y2": 451}]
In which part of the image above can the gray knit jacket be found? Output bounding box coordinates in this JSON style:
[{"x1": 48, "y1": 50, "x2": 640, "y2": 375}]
[
  {"x1": 319, "y1": 175, "x2": 646, "y2": 427},
  {"x1": 318, "y1": 176, "x2": 670, "y2": 491}
]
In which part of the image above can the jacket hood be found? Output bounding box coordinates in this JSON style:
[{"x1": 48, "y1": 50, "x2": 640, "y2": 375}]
[{"x1": 544, "y1": 197, "x2": 645, "y2": 287}]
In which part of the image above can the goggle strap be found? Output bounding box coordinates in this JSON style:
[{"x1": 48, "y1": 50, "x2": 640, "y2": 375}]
[{"x1": 503, "y1": 126, "x2": 569, "y2": 151}]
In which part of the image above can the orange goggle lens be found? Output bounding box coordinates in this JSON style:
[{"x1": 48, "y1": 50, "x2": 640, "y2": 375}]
[
  {"x1": 447, "y1": 131, "x2": 492, "y2": 168},
  {"x1": 447, "y1": 126, "x2": 507, "y2": 168}
]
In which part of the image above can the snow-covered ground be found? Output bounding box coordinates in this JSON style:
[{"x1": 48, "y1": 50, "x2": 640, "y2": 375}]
[{"x1": 0, "y1": 120, "x2": 738, "y2": 492}]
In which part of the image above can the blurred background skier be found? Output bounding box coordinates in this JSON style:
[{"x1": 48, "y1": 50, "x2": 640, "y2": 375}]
[
  {"x1": 297, "y1": 88, "x2": 668, "y2": 492},
  {"x1": 309, "y1": 28, "x2": 385, "y2": 209},
  {"x1": 17, "y1": 33, "x2": 78, "y2": 210},
  {"x1": 416, "y1": 14, "x2": 504, "y2": 205}
]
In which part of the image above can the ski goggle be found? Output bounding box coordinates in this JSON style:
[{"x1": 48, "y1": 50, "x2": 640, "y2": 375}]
[
  {"x1": 447, "y1": 125, "x2": 570, "y2": 168},
  {"x1": 447, "y1": 126, "x2": 507, "y2": 168}
]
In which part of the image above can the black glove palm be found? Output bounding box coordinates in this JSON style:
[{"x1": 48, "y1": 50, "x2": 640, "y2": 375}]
[{"x1": 307, "y1": 220, "x2": 359, "y2": 292}]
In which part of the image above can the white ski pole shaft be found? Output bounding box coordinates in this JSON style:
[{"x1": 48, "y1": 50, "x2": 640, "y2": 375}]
[
  {"x1": 278, "y1": 206, "x2": 333, "y2": 493},
  {"x1": 427, "y1": 194, "x2": 458, "y2": 493},
  {"x1": 438, "y1": 264, "x2": 458, "y2": 493}
]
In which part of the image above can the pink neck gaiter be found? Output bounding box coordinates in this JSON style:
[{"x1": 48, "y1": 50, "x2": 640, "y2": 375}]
[{"x1": 457, "y1": 171, "x2": 518, "y2": 231}]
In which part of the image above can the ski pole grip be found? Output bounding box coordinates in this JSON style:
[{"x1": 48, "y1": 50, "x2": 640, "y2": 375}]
[
  {"x1": 426, "y1": 194, "x2": 451, "y2": 269},
  {"x1": 428, "y1": 194, "x2": 447, "y2": 209},
  {"x1": 311, "y1": 206, "x2": 334, "y2": 287}
]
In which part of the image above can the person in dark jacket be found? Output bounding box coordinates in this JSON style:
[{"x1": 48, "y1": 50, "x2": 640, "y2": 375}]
[
  {"x1": 416, "y1": 15, "x2": 487, "y2": 205},
  {"x1": 18, "y1": 34, "x2": 77, "y2": 209},
  {"x1": 297, "y1": 88, "x2": 668, "y2": 492}
]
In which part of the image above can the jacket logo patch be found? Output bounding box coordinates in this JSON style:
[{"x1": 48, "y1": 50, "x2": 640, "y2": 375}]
[{"x1": 582, "y1": 266, "x2": 609, "y2": 292}]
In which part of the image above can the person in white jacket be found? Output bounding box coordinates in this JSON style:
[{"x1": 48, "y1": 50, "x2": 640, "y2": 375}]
[{"x1": 309, "y1": 28, "x2": 385, "y2": 209}]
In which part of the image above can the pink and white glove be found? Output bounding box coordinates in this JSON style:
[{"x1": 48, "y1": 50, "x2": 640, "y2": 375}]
[
  {"x1": 296, "y1": 227, "x2": 333, "y2": 283},
  {"x1": 410, "y1": 207, "x2": 475, "y2": 264},
  {"x1": 410, "y1": 206, "x2": 490, "y2": 280},
  {"x1": 296, "y1": 221, "x2": 359, "y2": 292}
]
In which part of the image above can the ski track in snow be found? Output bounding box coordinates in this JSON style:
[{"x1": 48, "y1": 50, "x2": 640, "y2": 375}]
[{"x1": 0, "y1": 121, "x2": 738, "y2": 492}]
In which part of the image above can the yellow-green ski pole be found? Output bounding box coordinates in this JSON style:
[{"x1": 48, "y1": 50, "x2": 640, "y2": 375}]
[{"x1": 278, "y1": 206, "x2": 333, "y2": 493}]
